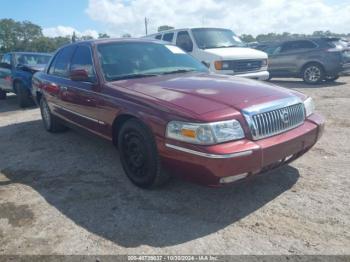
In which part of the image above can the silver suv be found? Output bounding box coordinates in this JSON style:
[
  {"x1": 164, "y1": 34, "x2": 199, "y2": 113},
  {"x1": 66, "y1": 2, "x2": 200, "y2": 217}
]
[{"x1": 256, "y1": 37, "x2": 350, "y2": 84}]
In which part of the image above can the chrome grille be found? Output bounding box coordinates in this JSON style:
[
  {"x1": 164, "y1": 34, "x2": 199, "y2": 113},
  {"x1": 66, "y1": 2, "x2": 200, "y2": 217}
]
[
  {"x1": 228, "y1": 60, "x2": 262, "y2": 73},
  {"x1": 246, "y1": 103, "x2": 305, "y2": 140}
]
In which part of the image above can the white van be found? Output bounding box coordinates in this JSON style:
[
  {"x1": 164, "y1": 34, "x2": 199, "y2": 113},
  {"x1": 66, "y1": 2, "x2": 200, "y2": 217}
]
[{"x1": 145, "y1": 28, "x2": 269, "y2": 80}]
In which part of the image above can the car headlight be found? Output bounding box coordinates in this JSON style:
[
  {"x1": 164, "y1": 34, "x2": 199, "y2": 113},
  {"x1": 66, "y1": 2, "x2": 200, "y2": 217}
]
[
  {"x1": 261, "y1": 59, "x2": 268, "y2": 67},
  {"x1": 166, "y1": 120, "x2": 245, "y2": 145},
  {"x1": 304, "y1": 97, "x2": 315, "y2": 117},
  {"x1": 214, "y1": 61, "x2": 230, "y2": 70}
]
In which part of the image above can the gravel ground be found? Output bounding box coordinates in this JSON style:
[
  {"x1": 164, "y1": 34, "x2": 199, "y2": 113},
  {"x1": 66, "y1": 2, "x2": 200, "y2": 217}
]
[{"x1": 0, "y1": 77, "x2": 349, "y2": 255}]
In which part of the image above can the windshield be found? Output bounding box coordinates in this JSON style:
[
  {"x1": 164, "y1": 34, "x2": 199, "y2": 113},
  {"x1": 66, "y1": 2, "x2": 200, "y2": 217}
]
[
  {"x1": 192, "y1": 28, "x2": 246, "y2": 49},
  {"x1": 15, "y1": 53, "x2": 51, "y2": 66},
  {"x1": 97, "y1": 42, "x2": 208, "y2": 81}
]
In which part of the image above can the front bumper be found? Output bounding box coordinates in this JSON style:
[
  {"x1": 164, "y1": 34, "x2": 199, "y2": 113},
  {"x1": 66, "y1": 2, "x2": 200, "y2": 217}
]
[
  {"x1": 159, "y1": 113, "x2": 325, "y2": 186},
  {"x1": 217, "y1": 70, "x2": 270, "y2": 80}
]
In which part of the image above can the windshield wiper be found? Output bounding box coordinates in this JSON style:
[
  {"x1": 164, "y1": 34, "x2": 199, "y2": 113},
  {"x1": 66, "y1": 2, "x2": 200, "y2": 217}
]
[
  {"x1": 108, "y1": 73, "x2": 158, "y2": 81},
  {"x1": 160, "y1": 69, "x2": 196, "y2": 75}
]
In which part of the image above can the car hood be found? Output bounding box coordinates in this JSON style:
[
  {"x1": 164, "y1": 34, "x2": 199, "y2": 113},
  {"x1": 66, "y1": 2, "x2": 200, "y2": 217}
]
[
  {"x1": 110, "y1": 73, "x2": 304, "y2": 118},
  {"x1": 204, "y1": 47, "x2": 268, "y2": 60}
]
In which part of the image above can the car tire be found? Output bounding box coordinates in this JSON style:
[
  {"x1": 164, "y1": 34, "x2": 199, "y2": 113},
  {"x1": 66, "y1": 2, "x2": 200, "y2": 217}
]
[
  {"x1": 0, "y1": 90, "x2": 6, "y2": 100},
  {"x1": 40, "y1": 97, "x2": 67, "y2": 133},
  {"x1": 325, "y1": 75, "x2": 339, "y2": 82},
  {"x1": 15, "y1": 81, "x2": 34, "y2": 108},
  {"x1": 302, "y1": 63, "x2": 325, "y2": 84},
  {"x1": 118, "y1": 119, "x2": 170, "y2": 189}
]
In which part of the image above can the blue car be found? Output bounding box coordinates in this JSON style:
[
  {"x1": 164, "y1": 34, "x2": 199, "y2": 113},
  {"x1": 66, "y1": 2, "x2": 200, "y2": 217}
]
[{"x1": 0, "y1": 52, "x2": 51, "y2": 107}]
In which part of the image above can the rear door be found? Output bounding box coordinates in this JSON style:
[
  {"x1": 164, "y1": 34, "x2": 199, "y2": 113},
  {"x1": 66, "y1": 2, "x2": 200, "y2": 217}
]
[
  {"x1": 43, "y1": 45, "x2": 76, "y2": 113},
  {"x1": 59, "y1": 45, "x2": 102, "y2": 132},
  {"x1": 0, "y1": 54, "x2": 13, "y2": 91}
]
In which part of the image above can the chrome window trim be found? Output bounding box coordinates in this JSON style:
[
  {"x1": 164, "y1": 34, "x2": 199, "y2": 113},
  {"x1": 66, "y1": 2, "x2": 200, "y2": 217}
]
[
  {"x1": 165, "y1": 143, "x2": 253, "y2": 159},
  {"x1": 53, "y1": 104, "x2": 105, "y2": 125}
]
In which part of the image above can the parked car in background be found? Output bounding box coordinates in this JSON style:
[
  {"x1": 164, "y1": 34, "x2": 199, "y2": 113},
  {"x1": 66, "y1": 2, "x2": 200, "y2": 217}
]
[
  {"x1": 32, "y1": 39, "x2": 324, "y2": 188},
  {"x1": 0, "y1": 52, "x2": 51, "y2": 107},
  {"x1": 255, "y1": 37, "x2": 350, "y2": 84},
  {"x1": 145, "y1": 28, "x2": 269, "y2": 80}
]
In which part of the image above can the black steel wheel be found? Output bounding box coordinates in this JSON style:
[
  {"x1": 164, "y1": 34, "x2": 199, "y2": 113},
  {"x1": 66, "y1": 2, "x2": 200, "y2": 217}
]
[
  {"x1": 118, "y1": 119, "x2": 169, "y2": 188},
  {"x1": 40, "y1": 97, "x2": 67, "y2": 132}
]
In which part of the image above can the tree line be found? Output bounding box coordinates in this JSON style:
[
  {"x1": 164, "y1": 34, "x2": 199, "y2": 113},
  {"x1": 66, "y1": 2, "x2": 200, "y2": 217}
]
[
  {"x1": 0, "y1": 19, "x2": 111, "y2": 54},
  {"x1": 1, "y1": 18, "x2": 349, "y2": 55}
]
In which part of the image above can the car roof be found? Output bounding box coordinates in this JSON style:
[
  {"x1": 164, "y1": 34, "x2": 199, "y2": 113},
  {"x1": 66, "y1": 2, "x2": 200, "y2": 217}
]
[
  {"x1": 66, "y1": 37, "x2": 168, "y2": 46},
  {"x1": 147, "y1": 27, "x2": 234, "y2": 37},
  {"x1": 257, "y1": 37, "x2": 342, "y2": 46}
]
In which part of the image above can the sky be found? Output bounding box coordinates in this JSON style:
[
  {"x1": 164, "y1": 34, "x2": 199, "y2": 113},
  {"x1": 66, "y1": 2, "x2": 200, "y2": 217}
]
[{"x1": 0, "y1": 0, "x2": 349, "y2": 38}]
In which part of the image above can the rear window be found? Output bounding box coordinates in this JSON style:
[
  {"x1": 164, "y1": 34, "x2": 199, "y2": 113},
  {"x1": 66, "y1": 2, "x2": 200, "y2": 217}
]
[
  {"x1": 49, "y1": 46, "x2": 76, "y2": 77},
  {"x1": 324, "y1": 38, "x2": 347, "y2": 48},
  {"x1": 281, "y1": 40, "x2": 317, "y2": 52}
]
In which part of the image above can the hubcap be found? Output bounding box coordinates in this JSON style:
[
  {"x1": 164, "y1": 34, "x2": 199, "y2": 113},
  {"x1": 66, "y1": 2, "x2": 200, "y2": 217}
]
[
  {"x1": 122, "y1": 132, "x2": 147, "y2": 178},
  {"x1": 305, "y1": 66, "x2": 321, "y2": 82}
]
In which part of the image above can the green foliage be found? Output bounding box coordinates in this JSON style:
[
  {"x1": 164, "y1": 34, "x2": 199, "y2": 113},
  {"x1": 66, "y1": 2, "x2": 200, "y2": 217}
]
[
  {"x1": 240, "y1": 34, "x2": 255, "y2": 43},
  {"x1": 158, "y1": 25, "x2": 174, "y2": 32},
  {"x1": 0, "y1": 18, "x2": 108, "y2": 53},
  {"x1": 98, "y1": 33, "x2": 110, "y2": 39}
]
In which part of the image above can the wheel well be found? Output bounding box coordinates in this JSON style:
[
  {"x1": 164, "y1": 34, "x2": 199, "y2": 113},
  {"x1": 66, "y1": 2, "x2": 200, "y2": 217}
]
[
  {"x1": 300, "y1": 62, "x2": 325, "y2": 76},
  {"x1": 112, "y1": 114, "x2": 136, "y2": 146}
]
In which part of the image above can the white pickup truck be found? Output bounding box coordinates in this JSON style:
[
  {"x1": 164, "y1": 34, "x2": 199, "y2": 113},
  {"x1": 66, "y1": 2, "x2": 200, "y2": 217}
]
[{"x1": 145, "y1": 27, "x2": 269, "y2": 80}]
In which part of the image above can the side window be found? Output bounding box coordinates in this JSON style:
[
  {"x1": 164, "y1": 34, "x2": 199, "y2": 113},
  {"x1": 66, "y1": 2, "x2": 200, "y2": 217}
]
[
  {"x1": 49, "y1": 46, "x2": 76, "y2": 77},
  {"x1": 155, "y1": 34, "x2": 162, "y2": 40},
  {"x1": 297, "y1": 40, "x2": 317, "y2": 49},
  {"x1": 1, "y1": 54, "x2": 12, "y2": 66},
  {"x1": 70, "y1": 46, "x2": 96, "y2": 80},
  {"x1": 176, "y1": 31, "x2": 193, "y2": 52},
  {"x1": 281, "y1": 40, "x2": 316, "y2": 53},
  {"x1": 162, "y1": 33, "x2": 174, "y2": 42},
  {"x1": 280, "y1": 42, "x2": 296, "y2": 53}
]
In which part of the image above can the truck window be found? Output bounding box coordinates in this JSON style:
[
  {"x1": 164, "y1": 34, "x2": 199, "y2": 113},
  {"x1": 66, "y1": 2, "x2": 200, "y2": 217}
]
[
  {"x1": 176, "y1": 31, "x2": 193, "y2": 52},
  {"x1": 162, "y1": 33, "x2": 174, "y2": 42}
]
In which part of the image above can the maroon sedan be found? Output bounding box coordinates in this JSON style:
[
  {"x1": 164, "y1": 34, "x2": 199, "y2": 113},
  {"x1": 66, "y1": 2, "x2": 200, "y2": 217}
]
[{"x1": 32, "y1": 39, "x2": 325, "y2": 188}]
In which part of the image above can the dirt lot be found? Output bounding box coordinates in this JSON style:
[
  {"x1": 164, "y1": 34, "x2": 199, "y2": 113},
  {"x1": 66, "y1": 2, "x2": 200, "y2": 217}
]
[{"x1": 0, "y1": 77, "x2": 349, "y2": 255}]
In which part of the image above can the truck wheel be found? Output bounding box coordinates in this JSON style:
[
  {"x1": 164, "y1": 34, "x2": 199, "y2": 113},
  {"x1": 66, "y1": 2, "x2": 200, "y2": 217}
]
[
  {"x1": 0, "y1": 90, "x2": 6, "y2": 100},
  {"x1": 302, "y1": 63, "x2": 325, "y2": 84},
  {"x1": 40, "y1": 98, "x2": 67, "y2": 133},
  {"x1": 15, "y1": 82, "x2": 34, "y2": 108},
  {"x1": 118, "y1": 119, "x2": 170, "y2": 189}
]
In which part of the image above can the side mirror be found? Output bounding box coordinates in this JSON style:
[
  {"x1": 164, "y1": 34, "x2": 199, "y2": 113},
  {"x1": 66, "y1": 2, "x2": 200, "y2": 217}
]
[
  {"x1": 70, "y1": 69, "x2": 89, "y2": 82},
  {"x1": 0, "y1": 63, "x2": 11, "y2": 70}
]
